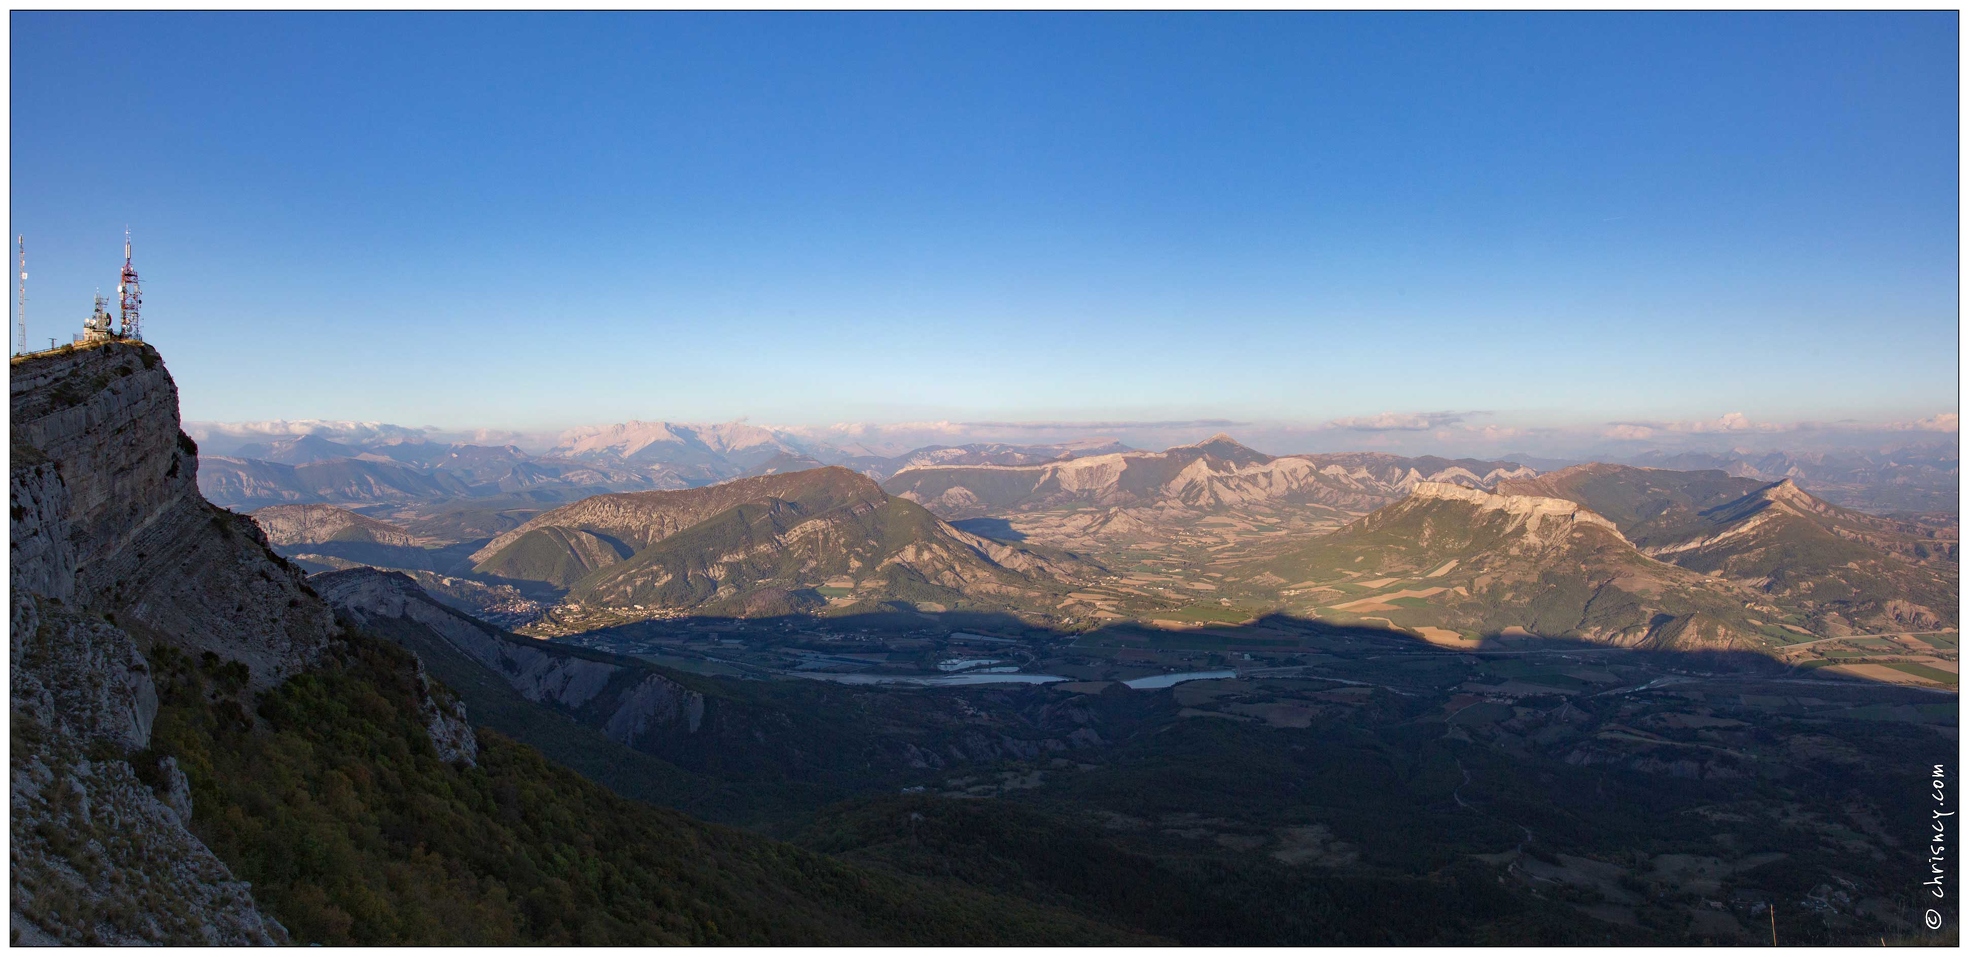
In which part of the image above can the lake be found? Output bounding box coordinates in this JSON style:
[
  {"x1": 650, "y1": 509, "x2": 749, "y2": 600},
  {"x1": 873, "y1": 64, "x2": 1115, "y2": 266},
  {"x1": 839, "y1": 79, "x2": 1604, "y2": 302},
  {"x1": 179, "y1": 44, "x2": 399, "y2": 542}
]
[
  {"x1": 794, "y1": 672, "x2": 1069, "y2": 686},
  {"x1": 1123, "y1": 670, "x2": 1239, "y2": 689}
]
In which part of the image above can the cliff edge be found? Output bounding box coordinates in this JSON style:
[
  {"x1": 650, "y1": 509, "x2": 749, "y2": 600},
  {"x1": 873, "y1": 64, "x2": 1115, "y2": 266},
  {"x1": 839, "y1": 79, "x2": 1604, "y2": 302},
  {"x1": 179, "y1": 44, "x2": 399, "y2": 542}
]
[{"x1": 10, "y1": 341, "x2": 336, "y2": 944}]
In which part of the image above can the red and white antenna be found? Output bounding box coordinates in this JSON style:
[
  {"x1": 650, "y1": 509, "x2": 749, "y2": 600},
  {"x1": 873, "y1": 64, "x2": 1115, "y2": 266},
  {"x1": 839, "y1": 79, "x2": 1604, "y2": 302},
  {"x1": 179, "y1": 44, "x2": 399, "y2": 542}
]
[{"x1": 117, "y1": 228, "x2": 142, "y2": 341}]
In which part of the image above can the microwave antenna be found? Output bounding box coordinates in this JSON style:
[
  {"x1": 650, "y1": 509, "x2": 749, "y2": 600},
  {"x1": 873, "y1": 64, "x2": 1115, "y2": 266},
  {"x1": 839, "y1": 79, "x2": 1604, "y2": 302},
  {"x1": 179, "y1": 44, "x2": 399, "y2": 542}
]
[{"x1": 117, "y1": 228, "x2": 142, "y2": 340}]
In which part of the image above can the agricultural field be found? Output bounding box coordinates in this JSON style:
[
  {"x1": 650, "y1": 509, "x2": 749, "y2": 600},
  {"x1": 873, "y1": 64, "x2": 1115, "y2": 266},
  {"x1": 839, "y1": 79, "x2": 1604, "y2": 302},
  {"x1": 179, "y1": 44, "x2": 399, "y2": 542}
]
[{"x1": 1774, "y1": 632, "x2": 1958, "y2": 691}]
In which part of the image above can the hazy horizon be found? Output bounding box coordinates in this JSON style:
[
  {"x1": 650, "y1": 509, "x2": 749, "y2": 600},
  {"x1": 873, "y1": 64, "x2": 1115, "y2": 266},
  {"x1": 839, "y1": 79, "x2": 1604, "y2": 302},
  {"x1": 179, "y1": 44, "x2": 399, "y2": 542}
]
[{"x1": 182, "y1": 408, "x2": 1959, "y2": 463}]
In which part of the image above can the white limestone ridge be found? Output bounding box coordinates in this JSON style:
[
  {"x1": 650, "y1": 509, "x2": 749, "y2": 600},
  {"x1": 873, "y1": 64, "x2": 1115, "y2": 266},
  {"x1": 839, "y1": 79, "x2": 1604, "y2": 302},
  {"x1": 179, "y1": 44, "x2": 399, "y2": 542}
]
[
  {"x1": 1406, "y1": 481, "x2": 1626, "y2": 541},
  {"x1": 1642, "y1": 479, "x2": 1821, "y2": 558}
]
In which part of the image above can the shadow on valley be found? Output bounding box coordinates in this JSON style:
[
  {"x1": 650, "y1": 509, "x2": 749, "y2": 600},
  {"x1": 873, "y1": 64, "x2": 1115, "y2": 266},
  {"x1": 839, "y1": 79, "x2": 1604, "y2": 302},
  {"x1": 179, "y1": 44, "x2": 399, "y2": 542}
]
[
  {"x1": 303, "y1": 559, "x2": 1956, "y2": 945},
  {"x1": 573, "y1": 606, "x2": 1867, "y2": 689},
  {"x1": 363, "y1": 598, "x2": 1955, "y2": 944}
]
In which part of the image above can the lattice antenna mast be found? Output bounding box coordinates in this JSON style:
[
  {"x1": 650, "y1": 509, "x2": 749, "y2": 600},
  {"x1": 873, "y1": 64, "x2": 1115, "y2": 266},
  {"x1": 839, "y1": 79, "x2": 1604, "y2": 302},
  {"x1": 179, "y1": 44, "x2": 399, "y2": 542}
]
[
  {"x1": 117, "y1": 229, "x2": 142, "y2": 341},
  {"x1": 14, "y1": 236, "x2": 25, "y2": 355}
]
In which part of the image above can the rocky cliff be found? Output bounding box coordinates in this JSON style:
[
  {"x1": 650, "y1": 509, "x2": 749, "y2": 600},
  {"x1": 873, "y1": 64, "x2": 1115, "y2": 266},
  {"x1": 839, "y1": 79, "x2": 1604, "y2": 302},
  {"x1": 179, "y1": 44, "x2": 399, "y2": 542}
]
[
  {"x1": 1495, "y1": 465, "x2": 1958, "y2": 635},
  {"x1": 250, "y1": 502, "x2": 434, "y2": 549},
  {"x1": 883, "y1": 438, "x2": 1536, "y2": 519},
  {"x1": 1405, "y1": 481, "x2": 1624, "y2": 543},
  {"x1": 10, "y1": 341, "x2": 338, "y2": 944},
  {"x1": 312, "y1": 567, "x2": 703, "y2": 750}
]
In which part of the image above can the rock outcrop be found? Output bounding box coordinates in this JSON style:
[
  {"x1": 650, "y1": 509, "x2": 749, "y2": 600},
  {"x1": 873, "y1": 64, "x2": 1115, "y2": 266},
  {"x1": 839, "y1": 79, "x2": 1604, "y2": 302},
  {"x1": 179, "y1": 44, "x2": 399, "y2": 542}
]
[
  {"x1": 1496, "y1": 464, "x2": 1958, "y2": 635},
  {"x1": 12, "y1": 343, "x2": 336, "y2": 690},
  {"x1": 883, "y1": 440, "x2": 1537, "y2": 519},
  {"x1": 311, "y1": 567, "x2": 699, "y2": 751},
  {"x1": 249, "y1": 502, "x2": 434, "y2": 548},
  {"x1": 1251, "y1": 470, "x2": 1770, "y2": 651},
  {"x1": 1405, "y1": 481, "x2": 1625, "y2": 543},
  {"x1": 412, "y1": 662, "x2": 480, "y2": 768},
  {"x1": 11, "y1": 341, "x2": 337, "y2": 944},
  {"x1": 315, "y1": 568, "x2": 622, "y2": 709}
]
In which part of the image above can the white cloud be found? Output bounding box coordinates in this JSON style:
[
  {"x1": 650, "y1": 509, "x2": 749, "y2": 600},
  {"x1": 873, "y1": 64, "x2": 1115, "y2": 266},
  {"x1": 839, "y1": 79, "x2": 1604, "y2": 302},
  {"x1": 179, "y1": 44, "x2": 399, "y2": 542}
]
[
  {"x1": 1886, "y1": 412, "x2": 1959, "y2": 432},
  {"x1": 1665, "y1": 411, "x2": 1783, "y2": 433},
  {"x1": 1325, "y1": 411, "x2": 1465, "y2": 432},
  {"x1": 1605, "y1": 412, "x2": 1791, "y2": 436},
  {"x1": 1466, "y1": 424, "x2": 1527, "y2": 442}
]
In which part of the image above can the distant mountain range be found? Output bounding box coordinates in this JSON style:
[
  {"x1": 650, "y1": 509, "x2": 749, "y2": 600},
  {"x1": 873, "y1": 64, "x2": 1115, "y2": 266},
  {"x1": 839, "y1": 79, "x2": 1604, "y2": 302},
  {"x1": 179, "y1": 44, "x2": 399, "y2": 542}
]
[
  {"x1": 198, "y1": 420, "x2": 1134, "y2": 511},
  {"x1": 236, "y1": 431, "x2": 1956, "y2": 652},
  {"x1": 196, "y1": 417, "x2": 1957, "y2": 521},
  {"x1": 882, "y1": 433, "x2": 1534, "y2": 517},
  {"x1": 1612, "y1": 446, "x2": 1959, "y2": 513}
]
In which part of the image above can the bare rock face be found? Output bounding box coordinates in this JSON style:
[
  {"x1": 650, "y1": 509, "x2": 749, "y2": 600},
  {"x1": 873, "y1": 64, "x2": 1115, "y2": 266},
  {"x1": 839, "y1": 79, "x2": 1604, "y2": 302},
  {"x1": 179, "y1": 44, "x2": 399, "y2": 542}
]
[
  {"x1": 10, "y1": 456, "x2": 76, "y2": 625},
  {"x1": 412, "y1": 661, "x2": 480, "y2": 768},
  {"x1": 250, "y1": 502, "x2": 433, "y2": 548},
  {"x1": 10, "y1": 341, "x2": 334, "y2": 945},
  {"x1": 602, "y1": 674, "x2": 706, "y2": 748},
  {"x1": 157, "y1": 758, "x2": 194, "y2": 823},
  {"x1": 1406, "y1": 481, "x2": 1625, "y2": 543},
  {"x1": 12, "y1": 608, "x2": 158, "y2": 754},
  {"x1": 10, "y1": 719, "x2": 281, "y2": 945},
  {"x1": 311, "y1": 566, "x2": 706, "y2": 751},
  {"x1": 884, "y1": 443, "x2": 1538, "y2": 520},
  {"x1": 12, "y1": 342, "x2": 336, "y2": 690},
  {"x1": 11, "y1": 558, "x2": 281, "y2": 944},
  {"x1": 315, "y1": 567, "x2": 622, "y2": 710}
]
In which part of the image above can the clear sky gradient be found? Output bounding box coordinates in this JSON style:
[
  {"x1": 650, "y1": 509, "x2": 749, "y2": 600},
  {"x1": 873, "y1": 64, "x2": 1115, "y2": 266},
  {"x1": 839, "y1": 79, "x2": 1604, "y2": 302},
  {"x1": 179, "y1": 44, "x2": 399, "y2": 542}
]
[{"x1": 11, "y1": 12, "x2": 1959, "y2": 444}]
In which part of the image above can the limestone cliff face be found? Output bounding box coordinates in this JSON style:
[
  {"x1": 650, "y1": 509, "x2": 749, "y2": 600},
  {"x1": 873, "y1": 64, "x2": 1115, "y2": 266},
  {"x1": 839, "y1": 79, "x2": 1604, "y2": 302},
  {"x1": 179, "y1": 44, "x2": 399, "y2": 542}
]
[
  {"x1": 885, "y1": 443, "x2": 1538, "y2": 519},
  {"x1": 315, "y1": 568, "x2": 623, "y2": 709},
  {"x1": 10, "y1": 341, "x2": 338, "y2": 945},
  {"x1": 12, "y1": 342, "x2": 335, "y2": 689},
  {"x1": 10, "y1": 456, "x2": 75, "y2": 650},
  {"x1": 312, "y1": 567, "x2": 702, "y2": 751},
  {"x1": 1406, "y1": 481, "x2": 1624, "y2": 544}
]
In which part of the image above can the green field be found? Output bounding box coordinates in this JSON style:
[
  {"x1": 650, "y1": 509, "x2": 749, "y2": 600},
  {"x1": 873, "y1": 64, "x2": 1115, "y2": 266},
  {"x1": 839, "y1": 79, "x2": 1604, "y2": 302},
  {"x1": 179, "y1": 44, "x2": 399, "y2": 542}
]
[
  {"x1": 1165, "y1": 602, "x2": 1259, "y2": 623},
  {"x1": 1882, "y1": 662, "x2": 1958, "y2": 684}
]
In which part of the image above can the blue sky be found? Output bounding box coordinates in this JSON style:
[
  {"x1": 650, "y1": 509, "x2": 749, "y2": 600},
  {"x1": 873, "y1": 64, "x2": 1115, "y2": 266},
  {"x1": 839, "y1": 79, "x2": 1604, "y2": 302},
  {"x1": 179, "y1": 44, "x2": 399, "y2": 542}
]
[{"x1": 11, "y1": 12, "x2": 1958, "y2": 451}]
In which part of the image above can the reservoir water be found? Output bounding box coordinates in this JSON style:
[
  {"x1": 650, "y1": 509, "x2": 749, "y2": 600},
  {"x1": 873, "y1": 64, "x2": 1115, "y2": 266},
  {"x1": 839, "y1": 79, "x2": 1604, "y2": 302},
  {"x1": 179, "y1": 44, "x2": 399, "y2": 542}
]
[
  {"x1": 1122, "y1": 670, "x2": 1238, "y2": 689},
  {"x1": 791, "y1": 668, "x2": 1241, "y2": 689},
  {"x1": 795, "y1": 672, "x2": 1069, "y2": 687}
]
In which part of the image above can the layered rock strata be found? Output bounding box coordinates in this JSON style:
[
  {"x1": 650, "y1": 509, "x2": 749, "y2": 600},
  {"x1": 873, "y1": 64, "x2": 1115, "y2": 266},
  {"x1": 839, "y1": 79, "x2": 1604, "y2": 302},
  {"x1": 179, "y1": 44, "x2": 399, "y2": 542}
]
[{"x1": 9, "y1": 342, "x2": 340, "y2": 943}]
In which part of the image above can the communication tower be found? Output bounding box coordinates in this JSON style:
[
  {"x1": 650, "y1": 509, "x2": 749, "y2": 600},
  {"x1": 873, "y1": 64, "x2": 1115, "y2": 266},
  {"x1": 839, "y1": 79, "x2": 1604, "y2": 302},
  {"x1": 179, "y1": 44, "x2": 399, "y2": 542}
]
[
  {"x1": 82, "y1": 293, "x2": 114, "y2": 343},
  {"x1": 117, "y1": 229, "x2": 142, "y2": 341},
  {"x1": 14, "y1": 236, "x2": 24, "y2": 355}
]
